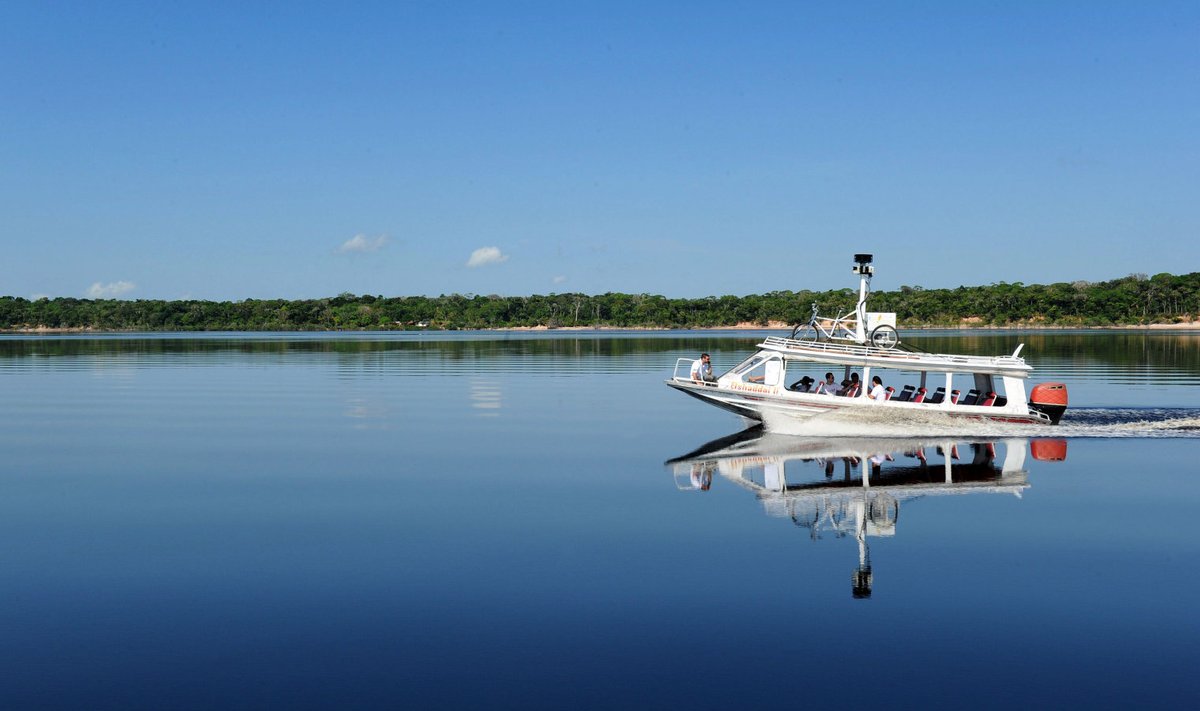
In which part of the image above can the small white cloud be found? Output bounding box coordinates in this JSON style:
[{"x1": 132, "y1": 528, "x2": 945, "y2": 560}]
[
  {"x1": 466, "y1": 246, "x2": 509, "y2": 268},
  {"x1": 86, "y1": 281, "x2": 136, "y2": 299},
  {"x1": 338, "y1": 234, "x2": 389, "y2": 253},
  {"x1": 552, "y1": 275, "x2": 567, "y2": 284}
]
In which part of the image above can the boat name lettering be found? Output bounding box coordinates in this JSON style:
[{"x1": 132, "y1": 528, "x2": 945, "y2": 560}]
[{"x1": 730, "y1": 382, "x2": 773, "y2": 394}]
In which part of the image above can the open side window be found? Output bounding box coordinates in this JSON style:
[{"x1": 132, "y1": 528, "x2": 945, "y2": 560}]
[{"x1": 739, "y1": 356, "x2": 782, "y2": 386}]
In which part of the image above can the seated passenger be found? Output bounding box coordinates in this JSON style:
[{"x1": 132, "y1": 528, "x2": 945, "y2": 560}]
[
  {"x1": 819, "y1": 372, "x2": 840, "y2": 396},
  {"x1": 788, "y1": 375, "x2": 815, "y2": 392},
  {"x1": 869, "y1": 376, "x2": 887, "y2": 401}
]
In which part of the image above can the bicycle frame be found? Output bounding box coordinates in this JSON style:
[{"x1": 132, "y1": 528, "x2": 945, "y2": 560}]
[
  {"x1": 793, "y1": 302, "x2": 863, "y2": 343},
  {"x1": 792, "y1": 302, "x2": 859, "y2": 341}
]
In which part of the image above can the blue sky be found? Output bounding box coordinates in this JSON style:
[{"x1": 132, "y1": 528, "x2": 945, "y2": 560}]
[{"x1": 2, "y1": 1, "x2": 1197, "y2": 300}]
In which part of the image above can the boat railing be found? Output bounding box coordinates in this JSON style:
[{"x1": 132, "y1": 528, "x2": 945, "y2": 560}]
[
  {"x1": 1028, "y1": 409, "x2": 1054, "y2": 425},
  {"x1": 762, "y1": 336, "x2": 894, "y2": 359},
  {"x1": 759, "y1": 336, "x2": 1028, "y2": 370},
  {"x1": 671, "y1": 357, "x2": 719, "y2": 386}
]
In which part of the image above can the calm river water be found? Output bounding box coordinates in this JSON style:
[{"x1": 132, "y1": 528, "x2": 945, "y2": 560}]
[{"x1": 1, "y1": 330, "x2": 1197, "y2": 709}]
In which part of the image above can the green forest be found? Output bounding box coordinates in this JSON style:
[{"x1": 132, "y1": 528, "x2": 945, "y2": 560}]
[{"x1": 2, "y1": 272, "x2": 1198, "y2": 332}]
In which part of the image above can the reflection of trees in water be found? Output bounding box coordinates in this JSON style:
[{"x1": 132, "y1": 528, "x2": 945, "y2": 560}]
[
  {"x1": 907, "y1": 332, "x2": 1200, "y2": 372},
  {"x1": 3, "y1": 333, "x2": 1197, "y2": 375},
  {"x1": 0, "y1": 335, "x2": 755, "y2": 359}
]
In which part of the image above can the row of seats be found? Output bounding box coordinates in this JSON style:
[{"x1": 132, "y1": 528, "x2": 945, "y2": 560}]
[
  {"x1": 887, "y1": 385, "x2": 1007, "y2": 407},
  {"x1": 807, "y1": 380, "x2": 862, "y2": 397}
]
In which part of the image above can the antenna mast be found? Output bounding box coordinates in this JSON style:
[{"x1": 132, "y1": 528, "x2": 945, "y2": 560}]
[{"x1": 852, "y1": 254, "x2": 874, "y2": 344}]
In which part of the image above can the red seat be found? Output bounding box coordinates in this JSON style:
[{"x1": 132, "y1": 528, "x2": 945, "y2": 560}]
[{"x1": 980, "y1": 391, "x2": 997, "y2": 406}]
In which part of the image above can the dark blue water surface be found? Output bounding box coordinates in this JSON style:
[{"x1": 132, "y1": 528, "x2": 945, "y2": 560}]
[{"x1": 0, "y1": 331, "x2": 1197, "y2": 709}]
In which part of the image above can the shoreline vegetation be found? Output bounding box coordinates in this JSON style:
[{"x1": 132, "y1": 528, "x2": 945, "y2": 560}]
[
  {"x1": 3, "y1": 272, "x2": 1198, "y2": 333},
  {"x1": 7, "y1": 322, "x2": 1200, "y2": 334}
]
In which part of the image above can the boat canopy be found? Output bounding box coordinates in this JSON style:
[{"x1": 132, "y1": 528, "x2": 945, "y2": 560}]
[{"x1": 757, "y1": 335, "x2": 1033, "y2": 379}]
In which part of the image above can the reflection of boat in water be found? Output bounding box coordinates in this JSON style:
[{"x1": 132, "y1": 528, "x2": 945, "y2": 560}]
[
  {"x1": 668, "y1": 428, "x2": 1067, "y2": 598},
  {"x1": 666, "y1": 254, "x2": 1069, "y2": 426}
]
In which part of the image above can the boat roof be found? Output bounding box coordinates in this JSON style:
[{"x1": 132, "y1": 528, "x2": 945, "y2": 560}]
[{"x1": 756, "y1": 335, "x2": 1033, "y2": 378}]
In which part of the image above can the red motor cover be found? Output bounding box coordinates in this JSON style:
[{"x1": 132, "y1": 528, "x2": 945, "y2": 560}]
[{"x1": 1030, "y1": 382, "x2": 1068, "y2": 407}]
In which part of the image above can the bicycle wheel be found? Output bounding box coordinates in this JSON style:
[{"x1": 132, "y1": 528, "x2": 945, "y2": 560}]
[
  {"x1": 870, "y1": 325, "x2": 899, "y2": 349},
  {"x1": 795, "y1": 322, "x2": 820, "y2": 343}
]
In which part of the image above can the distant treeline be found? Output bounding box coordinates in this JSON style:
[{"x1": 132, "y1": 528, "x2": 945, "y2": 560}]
[{"x1": 2, "y1": 272, "x2": 1198, "y2": 331}]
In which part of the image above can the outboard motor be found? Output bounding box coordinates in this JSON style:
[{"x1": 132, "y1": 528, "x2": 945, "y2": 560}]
[{"x1": 1028, "y1": 382, "x2": 1069, "y2": 424}]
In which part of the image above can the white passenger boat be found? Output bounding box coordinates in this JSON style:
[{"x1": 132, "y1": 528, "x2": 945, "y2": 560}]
[{"x1": 667, "y1": 254, "x2": 1068, "y2": 426}]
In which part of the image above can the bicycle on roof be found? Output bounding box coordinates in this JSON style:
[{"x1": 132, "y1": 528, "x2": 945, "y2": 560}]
[{"x1": 790, "y1": 254, "x2": 900, "y2": 350}]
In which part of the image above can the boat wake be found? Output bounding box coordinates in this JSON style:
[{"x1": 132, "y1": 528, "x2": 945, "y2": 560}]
[{"x1": 760, "y1": 407, "x2": 1200, "y2": 438}]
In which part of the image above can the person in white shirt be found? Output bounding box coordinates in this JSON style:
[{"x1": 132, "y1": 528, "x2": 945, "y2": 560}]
[
  {"x1": 870, "y1": 375, "x2": 887, "y2": 401},
  {"x1": 690, "y1": 353, "x2": 715, "y2": 382},
  {"x1": 819, "y1": 372, "x2": 840, "y2": 395}
]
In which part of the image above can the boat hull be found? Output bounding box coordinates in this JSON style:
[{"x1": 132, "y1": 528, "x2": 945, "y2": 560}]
[{"x1": 665, "y1": 379, "x2": 1054, "y2": 426}]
